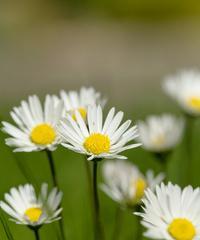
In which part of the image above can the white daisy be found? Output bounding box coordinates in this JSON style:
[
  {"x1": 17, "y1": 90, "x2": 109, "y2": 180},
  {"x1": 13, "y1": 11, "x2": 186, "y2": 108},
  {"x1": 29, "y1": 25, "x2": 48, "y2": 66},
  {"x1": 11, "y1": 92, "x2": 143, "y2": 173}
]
[
  {"x1": 137, "y1": 114, "x2": 184, "y2": 153},
  {"x1": 0, "y1": 183, "x2": 63, "y2": 226},
  {"x1": 163, "y1": 69, "x2": 200, "y2": 116},
  {"x1": 2, "y1": 95, "x2": 64, "y2": 152},
  {"x1": 60, "y1": 87, "x2": 106, "y2": 121},
  {"x1": 136, "y1": 182, "x2": 200, "y2": 240},
  {"x1": 57, "y1": 105, "x2": 141, "y2": 160},
  {"x1": 101, "y1": 160, "x2": 164, "y2": 207}
]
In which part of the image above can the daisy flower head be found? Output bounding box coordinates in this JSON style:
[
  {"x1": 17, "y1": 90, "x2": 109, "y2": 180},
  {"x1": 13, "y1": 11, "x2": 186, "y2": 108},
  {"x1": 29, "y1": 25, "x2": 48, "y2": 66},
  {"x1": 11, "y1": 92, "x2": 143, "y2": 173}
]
[
  {"x1": 163, "y1": 69, "x2": 200, "y2": 116},
  {"x1": 2, "y1": 95, "x2": 64, "y2": 152},
  {"x1": 137, "y1": 114, "x2": 184, "y2": 153},
  {"x1": 101, "y1": 160, "x2": 164, "y2": 208},
  {"x1": 57, "y1": 105, "x2": 141, "y2": 161},
  {"x1": 60, "y1": 87, "x2": 106, "y2": 121},
  {"x1": 136, "y1": 183, "x2": 200, "y2": 240},
  {"x1": 0, "y1": 183, "x2": 63, "y2": 227}
]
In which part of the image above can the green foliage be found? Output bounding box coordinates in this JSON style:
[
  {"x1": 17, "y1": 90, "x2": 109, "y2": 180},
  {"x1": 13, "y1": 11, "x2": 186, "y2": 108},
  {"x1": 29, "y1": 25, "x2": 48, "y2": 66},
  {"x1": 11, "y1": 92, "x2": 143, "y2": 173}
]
[{"x1": 57, "y1": 0, "x2": 200, "y2": 20}]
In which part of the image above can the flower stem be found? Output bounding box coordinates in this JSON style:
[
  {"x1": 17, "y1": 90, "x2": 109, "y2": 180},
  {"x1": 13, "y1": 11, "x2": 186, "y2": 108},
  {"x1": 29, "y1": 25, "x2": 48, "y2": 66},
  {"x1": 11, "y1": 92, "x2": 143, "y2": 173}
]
[
  {"x1": 134, "y1": 205, "x2": 143, "y2": 240},
  {"x1": 135, "y1": 215, "x2": 142, "y2": 240},
  {"x1": 33, "y1": 228, "x2": 40, "y2": 240},
  {"x1": 46, "y1": 150, "x2": 58, "y2": 187},
  {"x1": 154, "y1": 152, "x2": 170, "y2": 182},
  {"x1": 92, "y1": 159, "x2": 104, "y2": 240},
  {"x1": 112, "y1": 206, "x2": 123, "y2": 240},
  {"x1": 84, "y1": 157, "x2": 94, "y2": 217},
  {"x1": 185, "y1": 114, "x2": 195, "y2": 185},
  {"x1": 45, "y1": 150, "x2": 66, "y2": 240}
]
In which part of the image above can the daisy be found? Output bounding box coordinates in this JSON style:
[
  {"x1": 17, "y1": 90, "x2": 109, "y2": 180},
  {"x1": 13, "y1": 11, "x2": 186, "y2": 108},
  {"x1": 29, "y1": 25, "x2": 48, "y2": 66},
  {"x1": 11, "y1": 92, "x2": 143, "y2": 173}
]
[
  {"x1": 57, "y1": 105, "x2": 141, "y2": 160},
  {"x1": 101, "y1": 160, "x2": 164, "y2": 207},
  {"x1": 136, "y1": 182, "x2": 200, "y2": 240},
  {"x1": 60, "y1": 87, "x2": 106, "y2": 121},
  {"x1": 163, "y1": 69, "x2": 200, "y2": 116},
  {"x1": 0, "y1": 183, "x2": 63, "y2": 226},
  {"x1": 2, "y1": 95, "x2": 64, "y2": 152},
  {"x1": 137, "y1": 114, "x2": 184, "y2": 153}
]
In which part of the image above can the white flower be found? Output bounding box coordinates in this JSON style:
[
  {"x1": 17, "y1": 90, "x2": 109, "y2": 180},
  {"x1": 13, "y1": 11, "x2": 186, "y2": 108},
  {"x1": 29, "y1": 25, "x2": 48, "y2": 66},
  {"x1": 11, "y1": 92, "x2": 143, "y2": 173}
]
[
  {"x1": 163, "y1": 69, "x2": 200, "y2": 116},
  {"x1": 136, "y1": 183, "x2": 200, "y2": 240},
  {"x1": 57, "y1": 105, "x2": 141, "y2": 160},
  {"x1": 60, "y1": 87, "x2": 106, "y2": 121},
  {"x1": 0, "y1": 183, "x2": 63, "y2": 226},
  {"x1": 101, "y1": 160, "x2": 164, "y2": 207},
  {"x1": 137, "y1": 114, "x2": 184, "y2": 152},
  {"x1": 2, "y1": 95, "x2": 64, "y2": 152}
]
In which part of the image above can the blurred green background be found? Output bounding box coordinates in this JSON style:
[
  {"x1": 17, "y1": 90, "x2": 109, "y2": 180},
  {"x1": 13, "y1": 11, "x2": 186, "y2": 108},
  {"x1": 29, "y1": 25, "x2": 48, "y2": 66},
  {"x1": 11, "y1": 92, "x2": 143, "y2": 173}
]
[{"x1": 1, "y1": 0, "x2": 200, "y2": 239}]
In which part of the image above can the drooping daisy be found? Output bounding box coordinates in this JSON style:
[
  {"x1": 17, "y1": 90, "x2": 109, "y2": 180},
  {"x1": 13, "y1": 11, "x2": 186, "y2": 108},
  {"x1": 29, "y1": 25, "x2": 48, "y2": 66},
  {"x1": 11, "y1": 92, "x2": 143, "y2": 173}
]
[
  {"x1": 60, "y1": 87, "x2": 106, "y2": 121},
  {"x1": 163, "y1": 69, "x2": 200, "y2": 116},
  {"x1": 57, "y1": 105, "x2": 141, "y2": 160},
  {"x1": 101, "y1": 160, "x2": 164, "y2": 207},
  {"x1": 137, "y1": 114, "x2": 184, "y2": 153},
  {"x1": 2, "y1": 95, "x2": 64, "y2": 152},
  {"x1": 0, "y1": 183, "x2": 63, "y2": 226},
  {"x1": 136, "y1": 182, "x2": 200, "y2": 240}
]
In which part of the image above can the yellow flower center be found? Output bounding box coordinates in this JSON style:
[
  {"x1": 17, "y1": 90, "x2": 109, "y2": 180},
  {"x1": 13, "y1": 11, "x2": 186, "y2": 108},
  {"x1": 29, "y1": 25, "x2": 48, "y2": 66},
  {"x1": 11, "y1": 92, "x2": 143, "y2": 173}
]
[
  {"x1": 134, "y1": 178, "x2": 147, "y2": 200},
  {"x1": 168, "y1": 218, "x2": 196, "y2": 240},
  {"x1": 83, "y1": 133, "x2": 110, "y2": 155},
  {"x1": 30, "y1": 124, "x2": 56, "y2": 145},
  {"x1": 127, "y1": 178, "x2": 147, "y2": 207},
  {"x1": 188, "y1": 96, "x2": 200, "y2": 111},
  {"x1": 152, "y1": 134, "x2": 165, "y2": 147},
  {"x1": 25, "y1": 207, "x2": 42, "y2": 223},
  {"x1": 72, "y1": 108, "x2": 87, "y2": 121}
]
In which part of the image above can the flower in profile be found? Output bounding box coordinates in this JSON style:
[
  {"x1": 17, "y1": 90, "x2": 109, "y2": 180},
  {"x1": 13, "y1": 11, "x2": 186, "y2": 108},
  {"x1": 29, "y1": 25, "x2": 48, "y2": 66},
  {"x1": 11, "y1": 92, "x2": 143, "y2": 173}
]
[
  {"x1": 101, "y1": 160, "x2": 164, "y2": 208},
  {"x1": 2, "y1": 95, "x2": 63, "y2": 152},
  {"x1": 136, "y1": 182, "x2": 200, "y2": 240},
  {"x1": 57, "y1": 105, "x2": 141, "y2": 160},
  {"x1": 0, "y1": 183, "x2": 63, "y2": 226},
  {"x1": 60, "y1": 87, "x2": 106, "y2": 121},
  {"x1": 137, "y1": 114, "x2": 184, "y2": 153},
  {"x1": 163, "y1": 69, "x2": 200, "y2": 116}
]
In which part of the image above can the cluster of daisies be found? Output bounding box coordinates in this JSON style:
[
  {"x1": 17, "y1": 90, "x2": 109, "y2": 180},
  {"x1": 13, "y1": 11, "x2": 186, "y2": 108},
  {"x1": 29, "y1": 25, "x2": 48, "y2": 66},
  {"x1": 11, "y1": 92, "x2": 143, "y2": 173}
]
[{"x1": 1, "y1": 69, "x2": 200, "y2": 240}]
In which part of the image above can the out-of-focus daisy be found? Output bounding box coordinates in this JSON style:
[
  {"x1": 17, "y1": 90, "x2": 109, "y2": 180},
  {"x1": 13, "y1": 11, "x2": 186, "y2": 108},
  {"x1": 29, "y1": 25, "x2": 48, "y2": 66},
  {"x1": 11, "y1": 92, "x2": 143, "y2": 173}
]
[
  {"x1": 101, "y1": 160, "x2": 164, "y2": 208},
  {"x1": 2, "y1": 95, "x2": 63, "y2": 152},
  {"x1": 0, "y1": 183, "x2": 62, "y2": 226},
  {"x1": 57, "y1": 105, "x2": 141, "y2": 160},
  {"x1": 136, "y1": 182, "x2": 200, "y2": 240},
  {"x1": 163, "y1": 69, "x2": 200, "y2": 116},
  {"x1": 137, "y1": 114, "x2": 184, "y2": 153},
  {"x1": 60, "y1": 87, "x2": 106, "y2": 121}
]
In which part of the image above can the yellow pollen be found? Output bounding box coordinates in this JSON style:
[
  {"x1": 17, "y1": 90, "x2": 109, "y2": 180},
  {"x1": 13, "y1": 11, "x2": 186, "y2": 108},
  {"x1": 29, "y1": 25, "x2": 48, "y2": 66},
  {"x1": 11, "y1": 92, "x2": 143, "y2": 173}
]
[
  {"x1": 30, "y1": 124, "x2": 56, "y2": 145},
  {"x1": 188, "y1": 97, "x2": 200, "y2": 111},
  {"x1": 168, "y1": 218, "x2": 196, "y2": 240},
  {"x1": 152, "y1": 134, "x2": 165, "y2": 146},
  {"x1": 72, "y1": 108, "x2": 87, "y2": 121},
  {"x1": 134, "y1": 178, "x2": 147, "y2": 200},
  {"x1": 25, "y1": 207, "x2": 42, "y2": 223},
  {"x1": 83, "y1": 133, "x2": 110, "y2": 155}
]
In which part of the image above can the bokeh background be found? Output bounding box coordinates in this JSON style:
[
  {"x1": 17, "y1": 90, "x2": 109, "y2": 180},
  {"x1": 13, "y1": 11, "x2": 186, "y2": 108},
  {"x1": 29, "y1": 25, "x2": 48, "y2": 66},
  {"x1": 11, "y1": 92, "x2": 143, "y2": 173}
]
[{"x1": 1, "y1": 0, "x2": 200, "y2": 239}]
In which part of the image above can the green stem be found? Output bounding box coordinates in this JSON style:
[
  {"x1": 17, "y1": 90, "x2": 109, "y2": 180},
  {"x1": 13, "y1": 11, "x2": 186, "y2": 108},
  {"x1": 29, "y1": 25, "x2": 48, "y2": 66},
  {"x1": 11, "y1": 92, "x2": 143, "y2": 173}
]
[
  {"x1": 185, "y1": 115, "x2": 194, "y2": 185},
  {"x1": 154, "y1": 152, "x2": 169, "y2": 182},
  {"x1": 33, "y1": 228, "x2": 40, "y2": 240},
  {"x1": 46, "y1": 150, "x2": 58, "y2": 187},
  {"x1": 84, "y1": 157, "x2": 94, "y2": 217},
  {"x1": 92, "y1": 160, "x2": 104, "y2": 240},
  {"x1": 134, "y1": 205, "x2": 143, "y2": 240},
  {"x1": 135, "y1": 215, "x2": 142, "y2": 240},
  {"x1": 45, "y1": 150, "x2": 66, "y2": 240},
  {"x1": 112, "y1": 206, "x2": 123, "y2": 240},
  {"x1": 84, "y1": 157, "x2": 93, "y2": 199}
]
